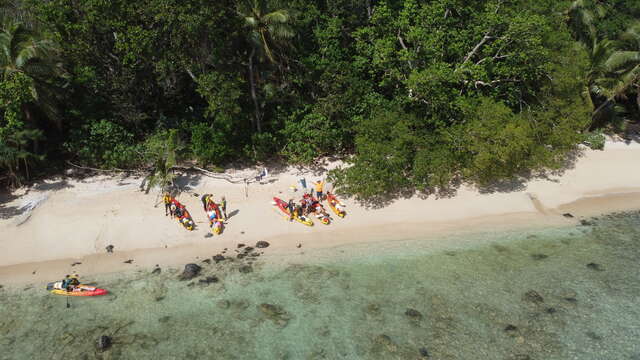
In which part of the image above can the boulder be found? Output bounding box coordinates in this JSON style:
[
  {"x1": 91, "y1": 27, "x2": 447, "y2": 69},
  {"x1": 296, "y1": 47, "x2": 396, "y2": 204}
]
[
  {"x1": 217, "y1": 300, "x2": 230, "y2": 309},
  {"x1": 586, "y1": 262, "x2": 604, "y2": 271},
  {"x1": 243, "y1": 246, "x2": 254, "y2": 253},
  {"x1": 202, "y1": 259, "x2": 211, "y2": 265},
  {"x1": 151, "y1": 267, "x2": 161, "y2": 275},
  {"x1": 105, "y1": 245, "x2": 114, "y2": 253},
  {"x1": 504, "y1": 324, "x2": 518, "y2": 332},
  {"x1": 562, "y1": 213, "x2": 574, "y2": 218},
  {"x1": 199, "y1": 276, "x2": 219, "y2": 285},
  {"x1": 522, "y1": 290, "x2": 544, "y2": 304},
  {"x1": 546, "y1": 307, "x2": 557, "y2": 314},
  {"x1": 419, "y1": 347, "x2": 430, "y2": 357},
  {"x1": 237, "y1": 243, "x2": 246, "y2": 248},
  {"x1": 256, "y1": 241, "x2": 270, "y2": 248},
  {"x1": 239, "y1": 265, "x2": 253, "y2": 274},
  {"x1": 237, "y1": 253, "x2": 246, "y2": 259},
  {"x1": 212, "y1": 254, "x2": 225, "y2": 263},
  {"x1": 179, "y1": 263, "x2": 202, "y2": 280},
  {"x1": 96, "y1": 335, "x2": 112, "y2": 351},
  {"x1": 373, "y1": 334, "x2": 397, "y2": 353},
  {"x1": 259, "y1": 303, "x2": 291, "y2": 327},
  {"x1": 405, "y1": 308, "x2": 423, "y2": 321},
  {"x1": 530, "y1": 254, "x2": 548, "y2": 260}
]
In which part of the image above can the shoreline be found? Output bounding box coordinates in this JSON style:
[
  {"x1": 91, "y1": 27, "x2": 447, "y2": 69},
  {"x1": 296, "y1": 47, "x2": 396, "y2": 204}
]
[
  {"x1": 3, "y1": 139, "x2": 640, "y2": 286},
  {"x1": 2, "y1": 190, "x2": 640, "y2": 287}
]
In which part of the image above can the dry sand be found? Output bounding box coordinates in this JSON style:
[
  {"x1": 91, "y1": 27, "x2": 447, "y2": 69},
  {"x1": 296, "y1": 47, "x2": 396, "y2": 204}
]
[{"x1": 2, "y1": 138, "x2": 640, "y2": 285}]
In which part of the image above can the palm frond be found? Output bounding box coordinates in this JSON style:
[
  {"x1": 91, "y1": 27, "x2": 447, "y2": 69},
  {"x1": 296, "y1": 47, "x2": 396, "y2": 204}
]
[
  {"x1": 605, "y1": 51, "x2": 640, "y2": 72},
  {"x1": 263, "y1": 10, "x2": 290, "y2": 25}
]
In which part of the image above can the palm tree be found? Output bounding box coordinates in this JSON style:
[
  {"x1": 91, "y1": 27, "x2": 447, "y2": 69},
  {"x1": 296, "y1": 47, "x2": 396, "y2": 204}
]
[
  {"x1": 604, "y1": 22, "x2": 640, "y2": 110},
  {"x1": 238, "y1": 0, "x2": 294, "y2": 133},
  {"x1": 566, "y1": 0, "x2": 629, "y2": 127},
  {"x1": 0, "y1": 19, "x2": 63, "y2": 128}
]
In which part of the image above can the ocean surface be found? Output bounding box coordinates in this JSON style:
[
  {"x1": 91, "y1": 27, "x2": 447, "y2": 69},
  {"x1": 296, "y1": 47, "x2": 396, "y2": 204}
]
[{"x1": 1, "y1": 211, "x2": 639, "y2": 360}]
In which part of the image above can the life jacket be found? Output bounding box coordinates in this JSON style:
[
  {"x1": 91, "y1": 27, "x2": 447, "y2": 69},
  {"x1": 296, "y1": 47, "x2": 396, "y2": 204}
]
[{"x1": 163, "y1": 195, "x2": 171, "y2": 204}]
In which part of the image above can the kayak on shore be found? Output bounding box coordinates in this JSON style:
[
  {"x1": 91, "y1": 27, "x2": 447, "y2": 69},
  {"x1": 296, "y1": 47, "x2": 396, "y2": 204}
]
[
  {"x1": 273, "y1": 197, "x2": 313, "y2": 226},
  {"x1": 326, "y1": 192, "x2": 346, "y2": 218}
]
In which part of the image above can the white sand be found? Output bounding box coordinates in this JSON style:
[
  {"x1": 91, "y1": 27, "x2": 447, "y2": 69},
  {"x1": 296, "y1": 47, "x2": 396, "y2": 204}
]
[{"x1": 2, "y1": 139, "x2": 640, "y2": 285}]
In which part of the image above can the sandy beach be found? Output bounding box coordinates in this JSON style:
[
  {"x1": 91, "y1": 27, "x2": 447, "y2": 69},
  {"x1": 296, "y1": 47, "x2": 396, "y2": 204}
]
[{"x1": 2, "y1": 139, "x2": 640, "y2": 286}]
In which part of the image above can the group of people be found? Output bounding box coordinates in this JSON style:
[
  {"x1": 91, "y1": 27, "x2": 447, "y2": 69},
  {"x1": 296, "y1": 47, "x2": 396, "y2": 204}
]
[
  {"x1": 162, "y1": 192, "x2": 195, "y2": 230},
  {"x1": 286, "y1": 179, "x2": 330, "y2": 221},
  {"x1": 201, "y1": 193, "x2": 228, "y2": 232}
]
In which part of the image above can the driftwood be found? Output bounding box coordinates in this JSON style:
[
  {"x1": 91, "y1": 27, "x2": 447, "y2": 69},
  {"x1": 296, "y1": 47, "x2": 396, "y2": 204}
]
[{"x1": 66, "y1": 160, "x2": 127, "y2": 173}]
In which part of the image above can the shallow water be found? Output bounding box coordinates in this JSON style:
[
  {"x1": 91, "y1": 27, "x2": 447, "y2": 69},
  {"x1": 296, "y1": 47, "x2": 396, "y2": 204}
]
[{"x1": 1, "y1": 212, "x2": 640, "y2": 359}]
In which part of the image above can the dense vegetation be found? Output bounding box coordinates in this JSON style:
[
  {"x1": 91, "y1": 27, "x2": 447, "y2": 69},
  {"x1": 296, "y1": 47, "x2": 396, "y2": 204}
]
[{"x1": 1, "y1": 0, "x2": 639, "y2": 199}]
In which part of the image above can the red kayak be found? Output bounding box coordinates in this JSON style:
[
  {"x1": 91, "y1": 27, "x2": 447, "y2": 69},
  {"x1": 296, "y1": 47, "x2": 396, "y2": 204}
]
[
  {"x1": 273, "y1": 197, "x2": 313, "y2": 226},
  {"x1": 47, "y1": 282, "x2": 108, "y2": 296}
]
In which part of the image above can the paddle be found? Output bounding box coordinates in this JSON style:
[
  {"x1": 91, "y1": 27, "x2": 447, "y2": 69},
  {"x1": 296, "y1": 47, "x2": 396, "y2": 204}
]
[{"x1": 66, "y1": 295, "x2": 70, "y2": 309}]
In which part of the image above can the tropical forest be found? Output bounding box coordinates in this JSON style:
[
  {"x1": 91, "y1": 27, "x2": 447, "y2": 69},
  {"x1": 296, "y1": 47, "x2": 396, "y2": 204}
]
[{"x1": 1, "y1": 0, "x2": 639, "y2": 199}]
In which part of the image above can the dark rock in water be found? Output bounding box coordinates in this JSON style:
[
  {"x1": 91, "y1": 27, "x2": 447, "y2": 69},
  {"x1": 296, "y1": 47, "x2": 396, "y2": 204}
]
[
  {"x1": 504, "y1": 324, "x2": 518, "y2": 332},
  {"x1": 365, "y1": 303, "x2": 381, "y2": 316},
  {"x1": 123, "y1": 259, "x2": 133, "y2": 264},
  {"x1": 522, "y1": 290, "x2": 544, "y2": 304},
  {"x1": 217, "y1": 300, "x2": 230, "y2": 309},
  {"x1": 373, "y1": 334, "x2": 397, "y2": 353},
  {"x1": 580, "y1": 219, "x2": 593, "y2": 226},
  {"x1": 202, "y1": 259, "x2": 211, "y2": 264},
  {"x1": 105, "y1": 245, "x2": 114, "y2": 253},
  {"x1": 151, "y1": 267, "x2": 161, "y2": 275},
  {"x1": 237, "y1": 253, "x2": 246, "y2": 259},
  {"x1": 546, "y1": 307, "x2": 557, "y2": 314},
  {"x1": 212, "y1": 254, "x2": 225, "y2": 263},
  {"x1": 419, "y1": 347, "x2": 430, "y2": 357},
  {"x1": 562, "y1": 213, "x2": 574, "y2": 218},
  {"x1": 179, "y1": 263, "x2": 202, "y2": 280},
  {"x1": 586, "y1": 331, "x2": 602, "y2": 341},
  {"x1": 250, "y1": 253, "x2": 260, "y2": 257},
  {"x1": 258, "y1": 303, "x2": 291, "y2": 327},
  {"x1": 244, "y1": 246, "x2": 254, "y2": 253},
  {"x1": 530, "y1": 253, "x2": 548, "y2": 260},
  {"x1": 405, "y1": 308, "x2": 423, "y2": 321},
  {"x1": 71, "y1": 262, "x2": 82, "y2": 266},
  {"x1": 199, "y1": 276, "x2": 219, "y2": 285},
  {"x1": 223, "y1": 248, "x2": 228, "y2": 251},
  {"x1": 564, "y1": 297, "x2": 578, "y2": 303},
  {"x1": 256, "y1": 241, "x2": 270, "y2": 248},
  {"x1": 158, "y1": 316, "x2": 171, "y2": 323},
  {"x1": 239, "y1": 265, "x2": 253, "y2": 274},
  {"x1": 96, "y1": 335, "x2": 112, "y2": 351},
  {"x1": 512, "y1": 355, "x2": 532, "y2": 360},
  {"x1": 586, "y1": 262, "x2": 604, "y2": 271},
  {"x1": 237, "y1": 243, "x2": 245, "y2": 248},
  {"x1": 297, "y1": 243, "x2": 302, "y2": 248}
]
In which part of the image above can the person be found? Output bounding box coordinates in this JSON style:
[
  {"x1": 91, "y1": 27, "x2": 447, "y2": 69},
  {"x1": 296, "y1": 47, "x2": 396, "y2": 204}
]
[
  {"x1": 287, "y1": 199, "x2": 295, "y2": 221},
  {"x1": 220, "y1": 196, "x2": 228, "y2": 220},
  {"x1": 201, "y1": 194, "x2": 212, "y2": 211},
  {"x1": 163, "y1": 192, "x2": 173, "y2": 216},
  {"x1": 174, "y1": 206, "x2": 183, "y2": 218},
  {"x1": 300, "y1": 201, "x2": 308, "y2": 216},
  {"x1": 61, "y1": 274, "x2": 80, "y2": 292},
  {"x1": 312, "y1": 179, "x2": 325, "y2": 200}
]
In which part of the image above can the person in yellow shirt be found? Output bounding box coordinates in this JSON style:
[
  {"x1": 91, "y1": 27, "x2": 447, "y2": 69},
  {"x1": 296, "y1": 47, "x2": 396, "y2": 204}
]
[
  {"x1": 312, "y1": 179, "x2": 325, "y2": 200},
  {"x1": 163, "y1": 192, "x2": 173, "y2": 216}
]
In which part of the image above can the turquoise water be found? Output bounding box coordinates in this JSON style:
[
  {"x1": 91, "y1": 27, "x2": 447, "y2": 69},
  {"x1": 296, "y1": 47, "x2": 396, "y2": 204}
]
[{"x1": 1, "y1": 211, "x2": 640, "y2": 359}]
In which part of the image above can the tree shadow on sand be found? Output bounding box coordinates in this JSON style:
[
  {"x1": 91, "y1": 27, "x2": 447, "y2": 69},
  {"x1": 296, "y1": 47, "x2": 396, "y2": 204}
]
[
  {"x1": 339, "y1": 148, "x2": 585, "y2": 209},
  {"x1": 0, "y1": 179, "x2": 74, "y2": 220}
]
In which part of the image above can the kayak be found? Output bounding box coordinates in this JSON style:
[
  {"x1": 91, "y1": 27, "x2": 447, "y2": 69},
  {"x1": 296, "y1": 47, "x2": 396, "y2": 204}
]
[
  {"x1": 46, "y1": 282, "x2": 108, "y2": 297},
  {"x1": 173, "y1": 200, "x2": 195, "y2": 230},
  {"x1": 309, "y1": 200, "x2": 331, "y2": 225},
  {"x1": 326, "y1": 193, "x2": 346, "y2": 218},
  {"x1": 206, "y1": 203, "x2": 224, "y2": 235},
  {"x1": 273, "y1": 197, "x2": 313, "y2": 226}
]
